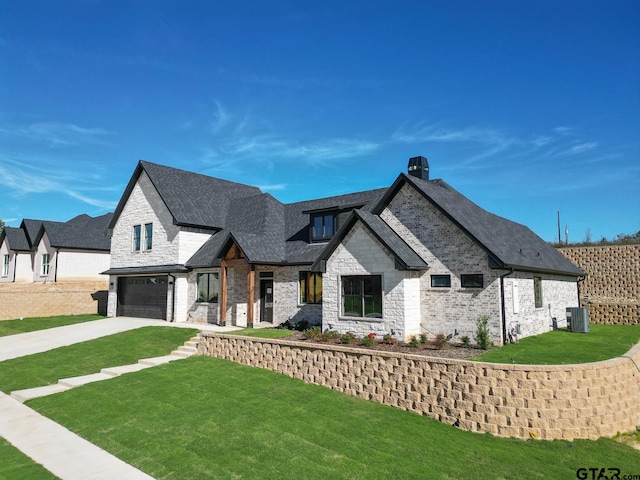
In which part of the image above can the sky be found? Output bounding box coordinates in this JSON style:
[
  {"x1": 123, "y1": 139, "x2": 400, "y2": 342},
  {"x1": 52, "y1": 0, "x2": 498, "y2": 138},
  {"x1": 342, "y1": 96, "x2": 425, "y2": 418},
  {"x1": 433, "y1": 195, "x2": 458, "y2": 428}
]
[{"x1": 1, "y1": 1, "x2": 638, "y2": 243}]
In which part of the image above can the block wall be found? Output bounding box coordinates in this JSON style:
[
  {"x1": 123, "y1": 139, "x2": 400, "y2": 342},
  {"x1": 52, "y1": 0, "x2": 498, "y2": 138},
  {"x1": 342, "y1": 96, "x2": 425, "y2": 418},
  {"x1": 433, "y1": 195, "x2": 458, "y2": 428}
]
[
  {"x1": 558, "y1": 245, "x2": 640, "y2": 324},
  {"x1": 198, "y1": 333, "x2": 640, "y2": 441},
  {"x1": 0, "y1": 281, "x2": 108, "y2": 320}
]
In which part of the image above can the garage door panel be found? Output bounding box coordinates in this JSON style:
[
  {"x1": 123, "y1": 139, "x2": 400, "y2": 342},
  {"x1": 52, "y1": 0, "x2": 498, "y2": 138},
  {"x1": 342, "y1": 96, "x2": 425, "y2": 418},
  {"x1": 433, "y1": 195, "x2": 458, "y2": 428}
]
[{"x1": 117, "y1": 276, "x2": 168, "y2": 320}]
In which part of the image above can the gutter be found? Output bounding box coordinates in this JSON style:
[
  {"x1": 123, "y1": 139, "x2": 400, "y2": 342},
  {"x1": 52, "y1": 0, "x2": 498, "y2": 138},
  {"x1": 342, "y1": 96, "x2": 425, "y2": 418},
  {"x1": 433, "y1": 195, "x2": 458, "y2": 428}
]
[
  {"x1": 168, "y1": 273, "x2": 176, "y2": 322},
  {"x1": 499, "y1": 268, "x2": 514, "y2": 345}
]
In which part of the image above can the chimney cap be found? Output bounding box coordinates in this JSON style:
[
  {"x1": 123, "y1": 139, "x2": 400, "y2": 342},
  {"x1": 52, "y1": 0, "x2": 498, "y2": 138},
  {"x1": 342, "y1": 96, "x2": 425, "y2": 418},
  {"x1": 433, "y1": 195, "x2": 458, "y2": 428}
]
[{"x1": 408, "y1": 156, "x2": 429, "y2": 180}]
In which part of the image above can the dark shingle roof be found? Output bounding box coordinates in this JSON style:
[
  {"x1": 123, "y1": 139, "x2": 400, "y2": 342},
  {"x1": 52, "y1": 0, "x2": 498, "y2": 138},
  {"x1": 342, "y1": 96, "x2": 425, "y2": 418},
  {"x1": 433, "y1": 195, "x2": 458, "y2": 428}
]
[
  {"x1": 36, "y1": 213, "x2": 112, "y2": 251},
  {"x1": 377, "y1": 174, "x2": 583, "y2": 276},
  {"x1": 1, "y1": 226, "x2": 31, "y2": 251}
]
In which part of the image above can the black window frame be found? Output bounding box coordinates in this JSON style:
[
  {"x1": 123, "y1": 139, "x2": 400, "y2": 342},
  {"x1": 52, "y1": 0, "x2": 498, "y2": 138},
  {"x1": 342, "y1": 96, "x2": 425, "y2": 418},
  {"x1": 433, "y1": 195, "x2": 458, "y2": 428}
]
[
  {"x1": 534, "y1": 276, "x2": 543, "y2": 308},
  {"x1": 341, "y1": 275, "x2": 382, "y2": 318},
  {"x1": 197, "y1": 272, "x2": 220, "y2": 303},
  {"x1": 144, "y1": 223, "x2": 153, "y2": 251},
  {"x1": 299, "y1": 271, "x2": 322, "y2": 304},
  {"x1": 461, "y1": 274, "x2": 483, "y2": 288},
  {"x1": 430, "y1": 274, "x2": 451, "y2": 288},
  {"x1": 132, "y1": 224, "x2": 141, "y2": 252},
  {"x1": 311, "y1": 213, "x2": 336, "y2": 242}
]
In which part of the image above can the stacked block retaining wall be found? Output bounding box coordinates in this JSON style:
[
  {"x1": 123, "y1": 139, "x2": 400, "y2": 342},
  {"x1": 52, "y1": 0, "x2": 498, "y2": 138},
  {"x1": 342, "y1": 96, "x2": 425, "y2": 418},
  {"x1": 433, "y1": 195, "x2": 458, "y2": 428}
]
[{"x1": 198, "y1": 333, "x2": 640, "y2": 440}]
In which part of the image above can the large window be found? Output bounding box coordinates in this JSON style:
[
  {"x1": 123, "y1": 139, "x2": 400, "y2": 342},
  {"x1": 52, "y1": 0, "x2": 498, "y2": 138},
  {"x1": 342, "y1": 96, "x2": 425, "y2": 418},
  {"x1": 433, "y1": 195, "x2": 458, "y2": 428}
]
[
  {"x1": 341, "y1": 275, "x2": 382, "y2": 318},
  {"x1": 431, "y1": 274, "x2": 451, "y2": 287},
  {"x1": 197, "y1": 273, "x2": 219, "y2": 303},
  {"x1": 534, "y1": 276, "x2": 543, "y2": 308},
  {"x1": 41, "y1": 254, "x2": 50, "y2": 276},
  {"x1": 461, "y1": 274, "x2": 483, "y2": 288},
  {"x1": 2, "y1": 255, "x2": 9, "y2": 276},
  {"x1": 299, "y1": 271, "x2": 322, "y2": 304},
  {"x1": 144, "y1": 223, "x2": 153, "y2": 250},
  {"x1": 312, "y1": 213, "x2": 336, "y2": 242},
  {"x1": 133, "y1": 225, "x2": 141, "y2": 251}
]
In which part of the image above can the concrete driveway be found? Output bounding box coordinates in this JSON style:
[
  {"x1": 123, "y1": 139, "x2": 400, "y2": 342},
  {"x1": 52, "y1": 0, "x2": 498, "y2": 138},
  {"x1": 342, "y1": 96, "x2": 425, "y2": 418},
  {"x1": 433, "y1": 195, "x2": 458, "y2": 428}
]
[{"x1": 0, "y1": 317, "x2": 240, "y2": 362}]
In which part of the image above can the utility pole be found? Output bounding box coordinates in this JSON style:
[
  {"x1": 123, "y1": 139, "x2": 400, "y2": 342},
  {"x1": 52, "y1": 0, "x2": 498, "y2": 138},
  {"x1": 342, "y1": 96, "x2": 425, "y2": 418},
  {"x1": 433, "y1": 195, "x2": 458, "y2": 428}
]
[{"x1": 557, "y1": 211, "x2": 561, "y2": 243}]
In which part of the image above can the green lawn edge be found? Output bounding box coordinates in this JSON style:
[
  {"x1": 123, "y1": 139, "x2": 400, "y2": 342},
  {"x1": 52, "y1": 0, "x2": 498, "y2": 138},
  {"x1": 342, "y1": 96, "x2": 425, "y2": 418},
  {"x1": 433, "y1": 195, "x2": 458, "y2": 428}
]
[
  {"x1": 0, "y1": 314, "x2": 106, "y2": 337},
  {"x1": 0, "y1": 438, "x2": 58, "y2": 479}
]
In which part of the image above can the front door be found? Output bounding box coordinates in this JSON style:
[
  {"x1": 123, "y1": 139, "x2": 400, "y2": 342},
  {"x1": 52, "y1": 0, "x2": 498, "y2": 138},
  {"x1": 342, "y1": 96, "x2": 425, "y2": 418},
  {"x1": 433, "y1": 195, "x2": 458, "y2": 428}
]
[{"x1": 260, "y1": 279, "x2": 273, "y2": 323}]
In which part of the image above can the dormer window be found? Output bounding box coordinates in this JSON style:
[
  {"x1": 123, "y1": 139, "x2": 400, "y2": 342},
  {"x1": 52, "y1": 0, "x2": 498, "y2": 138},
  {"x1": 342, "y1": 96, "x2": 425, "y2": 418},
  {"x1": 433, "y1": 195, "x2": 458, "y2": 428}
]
[{"x1": 312, "y1": 213, "x2": 336, "y2": 242}]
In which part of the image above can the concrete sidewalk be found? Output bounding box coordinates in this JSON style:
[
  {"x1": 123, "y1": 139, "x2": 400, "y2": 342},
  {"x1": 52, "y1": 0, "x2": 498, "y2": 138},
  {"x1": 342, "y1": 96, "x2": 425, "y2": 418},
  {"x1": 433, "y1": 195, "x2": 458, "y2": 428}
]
[
  {"x1": 0, "y1": 317, "x2": 240, "y2": 362},
  {"x1": 0, "y1": 392, "x2": 154, "y2": 480}
]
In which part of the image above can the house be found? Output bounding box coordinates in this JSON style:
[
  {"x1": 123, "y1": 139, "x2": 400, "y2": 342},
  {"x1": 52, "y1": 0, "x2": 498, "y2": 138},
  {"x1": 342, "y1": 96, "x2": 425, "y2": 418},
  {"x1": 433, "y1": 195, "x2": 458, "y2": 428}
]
[
  {"x1": 0, "y1": 214, "x2": 113, "y2": 283},
  {"x1": 104, "y1": 158, "x2": 583, "y2": 344}
]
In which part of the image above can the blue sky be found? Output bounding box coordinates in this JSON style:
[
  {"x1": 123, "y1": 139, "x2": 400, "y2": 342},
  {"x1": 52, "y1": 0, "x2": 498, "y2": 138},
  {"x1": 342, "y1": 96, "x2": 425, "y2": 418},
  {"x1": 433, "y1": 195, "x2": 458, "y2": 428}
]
[{"x1": 1, "y1": 1, "x2": 638, "y2": 243}]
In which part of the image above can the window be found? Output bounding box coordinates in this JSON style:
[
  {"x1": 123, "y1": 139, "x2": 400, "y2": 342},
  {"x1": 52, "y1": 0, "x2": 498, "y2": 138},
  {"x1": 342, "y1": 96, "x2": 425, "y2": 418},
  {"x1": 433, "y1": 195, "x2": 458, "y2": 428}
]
[
  {"x1": 144, "y1": 223, "x2": 153, "y2": 250},
  {"x1": 341, "y1": 275, "x2": 382, "y2": 318},
  {"x1": 431, "y1": 274, "x2": 451, "y2": 287},
  {"x1": 197, "y1": 273, "x2": 219, "y2": 303},
  {"x1": 461, "y1": 274, "x2": 483, "y2": 288},
  {"x1": 41, "y1": 254, "x2": 50, "y2": 276},
  {"x1": 299, "y1": 272, "x2": 322, "y2": 304},
  {"x1": 2, "y1": 255, "x2": 9, "y2": 276},
  {"x1": 534, "y1": 276, "x2": 543, "y2": 308},
  {"x1": 133, "y1": 225, "x2": 141, "y2": 252},
  {"x1": 312, "y1": 213, "x2": 336, "y2": 242}
]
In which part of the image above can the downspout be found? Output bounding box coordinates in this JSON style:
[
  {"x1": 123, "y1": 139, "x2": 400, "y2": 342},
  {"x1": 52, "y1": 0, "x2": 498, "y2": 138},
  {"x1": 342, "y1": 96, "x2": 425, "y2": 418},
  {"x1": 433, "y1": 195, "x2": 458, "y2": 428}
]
[
  {"x1": 499, "y1": 268, "x2": 514, "y2": 345},
  {"x1": 53, "y1": 248, "x2": 60, "y2": 283},
  {"x1": 577, "y1": 274, "x2": 586, "y2": 307},
  {"x1": 12, "y1": 253, "x2": 17, "y2": 282},
  {"x1": 168, "y1": 273, "x2": 176, "y2": 322}
]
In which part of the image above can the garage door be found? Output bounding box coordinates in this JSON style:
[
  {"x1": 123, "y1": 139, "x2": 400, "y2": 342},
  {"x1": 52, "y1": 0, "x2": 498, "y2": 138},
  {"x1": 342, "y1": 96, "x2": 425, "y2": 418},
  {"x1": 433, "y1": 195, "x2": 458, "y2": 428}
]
[{"x1": 117, "y1": 276, "x2": 168, "y2": 320}]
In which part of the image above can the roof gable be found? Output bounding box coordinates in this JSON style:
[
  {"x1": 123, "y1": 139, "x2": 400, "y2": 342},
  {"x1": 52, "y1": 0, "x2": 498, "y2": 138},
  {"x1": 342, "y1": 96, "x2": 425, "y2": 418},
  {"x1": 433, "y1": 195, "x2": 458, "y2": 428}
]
[{"x1": 1, "y1": 226, "x2": 31, "y2": 252}]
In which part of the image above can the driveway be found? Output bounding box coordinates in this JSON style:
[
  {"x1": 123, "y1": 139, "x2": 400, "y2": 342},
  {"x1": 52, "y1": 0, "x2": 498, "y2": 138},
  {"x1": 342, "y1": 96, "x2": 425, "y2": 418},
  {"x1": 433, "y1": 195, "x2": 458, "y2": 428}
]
[{"x1": 0, "y1": 317, "x2": 240, "y2": 362}]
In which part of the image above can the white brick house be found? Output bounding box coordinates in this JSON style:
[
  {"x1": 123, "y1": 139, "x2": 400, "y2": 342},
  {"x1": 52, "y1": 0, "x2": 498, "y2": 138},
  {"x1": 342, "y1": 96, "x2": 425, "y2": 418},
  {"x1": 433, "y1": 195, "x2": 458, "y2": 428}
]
[{"x1": 105, "y1": 158, "x2": 583, "y2": 345}]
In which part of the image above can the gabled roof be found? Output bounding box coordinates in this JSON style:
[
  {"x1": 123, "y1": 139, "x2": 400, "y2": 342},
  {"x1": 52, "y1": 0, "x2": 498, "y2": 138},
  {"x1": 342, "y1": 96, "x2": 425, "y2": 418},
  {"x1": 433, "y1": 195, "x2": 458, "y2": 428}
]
[
  {"x1": 108, "y1": 161, "x2": 262, "y2": 231},
  {"x1": 35, "y1": 213, "x2": 113, "y2": 251},
  {"x1": 0, "y1": 226, "x2": 31, "y2": 252},
  {"x1": 311, "y1": 210, "x2": 428, "y2": 272},
  {"x1": 21, "y1": 219, "x2": 45, "y2": 248},
  {"x1": 373, "y1": 173, "x2": 584, "y2": 276}
]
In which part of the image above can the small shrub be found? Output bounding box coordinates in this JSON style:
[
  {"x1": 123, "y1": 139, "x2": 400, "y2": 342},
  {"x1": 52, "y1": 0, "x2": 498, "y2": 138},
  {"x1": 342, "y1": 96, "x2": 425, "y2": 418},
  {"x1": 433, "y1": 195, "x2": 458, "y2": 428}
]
[
  {"x1": 474, "y1": 315, "x2": 493, "y2": 350},
  {"x1": 419, "y1": 333, "x2": 428, "y2": 344},
  {"x1": 382, "y1": 334, "x2": 397, "y2": 345},
  {"x1": 339, "y1": 332, "x2": 356, "y2": 344},
  {"x1": 302, "y1": 326, "x2": 322, "y2": 340},
  {"x1": 322, "y1": 329, "x2": 341, "y2": 341},
  {"x1": 408, "y1": 335, "x2": 420, "y2": 348},
  {"x1": 278, "y1": 319, "x2": 309, "y2": 331},
  {"x1": 461, "y1": 335, "x2": 471, "y2": 348},
  {"x1": 360, "y1": 335, "x2": 376, "y2": 347},
  {"x1": 432, "y1": 333, "x2": 447, "y2": 349}
]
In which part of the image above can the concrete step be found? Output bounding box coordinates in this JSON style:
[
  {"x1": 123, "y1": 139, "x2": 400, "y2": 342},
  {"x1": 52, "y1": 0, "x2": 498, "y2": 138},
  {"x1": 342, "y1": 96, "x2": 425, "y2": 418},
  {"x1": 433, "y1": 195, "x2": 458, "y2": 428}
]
[
  {"x1": 184, "y1": 340, "x2": 199, "y2": 348},
  {"x1": 11, "y1": 384, "x2": 70, "y2": 403},
  {"x1": 58, "y1": 372, "x2": 116, "y2": 389},
  {"x1": 101, "y1": 363, "x2": 152, "y2": 376},
  {"x1": 138, "y1": 355, "x2": 182, "y2": 366}
]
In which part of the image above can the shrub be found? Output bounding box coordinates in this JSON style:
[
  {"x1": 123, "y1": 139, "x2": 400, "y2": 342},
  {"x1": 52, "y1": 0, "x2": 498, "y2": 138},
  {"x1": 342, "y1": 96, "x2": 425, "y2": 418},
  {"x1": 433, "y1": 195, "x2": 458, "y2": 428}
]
[
  {"x1": 419, "y1": 333, "x2": 428, "y2": 344},
  {"x1": 474, "y1": 315, "x2": 493, "y2": 350},
  {"x1": 408, "y1": 335, "x2": 420, "y2": 348},
  {"x1": 322, "y1": 329, "x2": 341, "y2": 341},
  {"x1": 460, "y1": 336, "x2": 471, "y2": 348},
  {"x1": 382, "y1": 334, "x2": 397, "y2": 345},
  {"x1": 360, "y1": 335, "x2": 376, "y2": 347},
  {"x1": 278, "y1": 319, "x2": 309, "y2": 331},
  {"x1": 339, "y1": 332, "x2": 356, "y2": 344},
  {"x1": 432, "y1": 333, "x2": 447, "y2": 349},
  {"x1": 302, "y1": 326, "x2": 322, "y2": 340}
]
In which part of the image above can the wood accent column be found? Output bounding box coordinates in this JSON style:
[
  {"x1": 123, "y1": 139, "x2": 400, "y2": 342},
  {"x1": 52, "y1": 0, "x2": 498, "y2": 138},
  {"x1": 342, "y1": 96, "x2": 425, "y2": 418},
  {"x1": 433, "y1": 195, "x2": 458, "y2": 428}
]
[
  {"x1": 247, "y1": 264, "x2": 255, "y2": 328},
  {"x1": 219, "y1": 263, "x2": 227, "y2": 327}
]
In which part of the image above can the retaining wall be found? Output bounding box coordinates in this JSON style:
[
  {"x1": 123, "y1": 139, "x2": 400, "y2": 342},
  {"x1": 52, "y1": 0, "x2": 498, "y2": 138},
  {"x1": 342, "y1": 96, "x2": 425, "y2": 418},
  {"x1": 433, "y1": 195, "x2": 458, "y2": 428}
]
[
  {"x1": 558, "y1": 244, "x2": 640, "y2": 325},
  {"x1": 0, "y1": 281, "x2": 108, "y2": 321},
  {"x1": 198, "y1": 333, "x2": 640, "y2": 441}
]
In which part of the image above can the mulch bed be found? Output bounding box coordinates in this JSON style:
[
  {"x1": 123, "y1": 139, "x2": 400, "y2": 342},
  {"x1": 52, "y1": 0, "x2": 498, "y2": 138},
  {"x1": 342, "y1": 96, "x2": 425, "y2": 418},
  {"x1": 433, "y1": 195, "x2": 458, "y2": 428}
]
[{"x1": 282, "y1": 331, "x2": 485, "y2": 360}]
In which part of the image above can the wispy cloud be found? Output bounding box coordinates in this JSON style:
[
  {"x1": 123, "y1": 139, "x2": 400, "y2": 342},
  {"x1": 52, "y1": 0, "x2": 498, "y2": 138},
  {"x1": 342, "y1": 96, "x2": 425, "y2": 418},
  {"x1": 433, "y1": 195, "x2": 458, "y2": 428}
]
[{"x1": 0, "y1": 121, "x2": 114, "y2": 147}]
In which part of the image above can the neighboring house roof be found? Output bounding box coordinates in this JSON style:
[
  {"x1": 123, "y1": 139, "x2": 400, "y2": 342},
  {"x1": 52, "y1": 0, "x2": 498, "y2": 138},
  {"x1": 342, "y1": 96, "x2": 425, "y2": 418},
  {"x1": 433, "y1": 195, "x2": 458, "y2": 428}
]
[
  {"x1": 35, "y1": 213, "x2": 113, "y2": 251},
  {"x1": 0, "y1": 226, "x2": 31, "y2": 252},
  {"x1": 373, "y1": 174, "x2": 584, "y2": 276},
  {"x1": 108, "y1": 160, "x2": 262, "y2": 231},
  {"x1": 311, "y1": 210, "x2": 429, "y2": 272},
  {"x1": 21, "y1": 219, "x2": 45, "y2": 248}
]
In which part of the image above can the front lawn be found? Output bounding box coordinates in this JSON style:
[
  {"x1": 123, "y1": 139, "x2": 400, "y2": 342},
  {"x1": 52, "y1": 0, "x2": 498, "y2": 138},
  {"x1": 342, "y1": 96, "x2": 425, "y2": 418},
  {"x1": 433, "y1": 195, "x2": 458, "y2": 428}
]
[
  {"x1": 0, "y1": 314, "x2": 105, "y2": 337},
  {"x1": 473, "y1": 324, "x2": 640, "y2": 364},
  {"x1": 27, "y1": 356, "x2": 640, "y2": 480},
  {"x1": 0, "y1": 438, "x2": 57, "y2": 480},
  {"x1": 0, "y1": 327, "x2": 198, "y2": 393}
]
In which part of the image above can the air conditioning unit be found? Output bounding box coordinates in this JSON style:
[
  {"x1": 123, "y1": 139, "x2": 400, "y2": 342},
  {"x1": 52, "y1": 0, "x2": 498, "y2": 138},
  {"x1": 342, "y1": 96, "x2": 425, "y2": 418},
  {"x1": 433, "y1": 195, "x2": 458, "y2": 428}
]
[{"x1": 566, "y1": 307, "x2": 589, "y2": 333}]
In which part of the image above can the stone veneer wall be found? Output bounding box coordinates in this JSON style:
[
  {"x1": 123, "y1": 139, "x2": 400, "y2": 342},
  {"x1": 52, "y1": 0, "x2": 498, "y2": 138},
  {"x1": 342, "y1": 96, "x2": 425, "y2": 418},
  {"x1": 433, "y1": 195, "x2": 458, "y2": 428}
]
[
  {"x1": 0, "y1": 281, "x2": 108, "y2": 320},
  {"x1": 198, "y1": 333, "x2": 640, "y2": 440},
  {"x1": 558, "y1": 245, "x2": 640, "y2": 325}
]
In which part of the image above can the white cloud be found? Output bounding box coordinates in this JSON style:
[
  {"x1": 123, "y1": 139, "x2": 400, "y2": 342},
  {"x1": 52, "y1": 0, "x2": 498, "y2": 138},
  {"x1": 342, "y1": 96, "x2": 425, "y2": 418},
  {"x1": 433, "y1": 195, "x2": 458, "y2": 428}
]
[{"x1": 0, "y1": 121, "x2": 114, "y2": 147}]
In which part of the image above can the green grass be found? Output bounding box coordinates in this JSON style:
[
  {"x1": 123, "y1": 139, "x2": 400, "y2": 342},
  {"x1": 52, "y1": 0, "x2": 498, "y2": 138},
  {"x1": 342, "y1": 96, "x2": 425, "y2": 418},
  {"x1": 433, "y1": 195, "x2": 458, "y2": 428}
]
[
  {"x1": 0, "y1": 314, "x2": 105, "y2": 337},
  {"x1": 228, "y1": 327, "x2": 295, "y2": 339},
  {"x1": 473, "y1": 324, "x2": 640, "y2": 364},
  {"x1": 27, "y1": 356, "x2": 639, "y2": 480},
  {"x1": 0, "y1": 327, "x2": 198, "y2": 393},
  {"x1": 0, "y1": 438, "x2": 57, "y2": 480}
]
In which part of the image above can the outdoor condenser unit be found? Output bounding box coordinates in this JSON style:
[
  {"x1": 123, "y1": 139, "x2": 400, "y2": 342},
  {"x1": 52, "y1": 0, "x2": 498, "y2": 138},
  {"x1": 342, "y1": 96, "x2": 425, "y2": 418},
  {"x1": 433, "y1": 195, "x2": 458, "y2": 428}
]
[{"x1": 566, "y1": 307, "x2": 589, "y2": 333}]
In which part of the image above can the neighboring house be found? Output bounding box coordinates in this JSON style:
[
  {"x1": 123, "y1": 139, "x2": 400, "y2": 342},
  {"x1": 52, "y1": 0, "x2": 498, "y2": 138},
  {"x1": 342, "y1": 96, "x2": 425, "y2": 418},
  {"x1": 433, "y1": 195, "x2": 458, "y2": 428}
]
[
  {"x1": 0, "y1": 214, "x2": 113, "y2": 283},
  {"x1": 104, "y1": 158, "x2": 583, "y2": 345}
]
